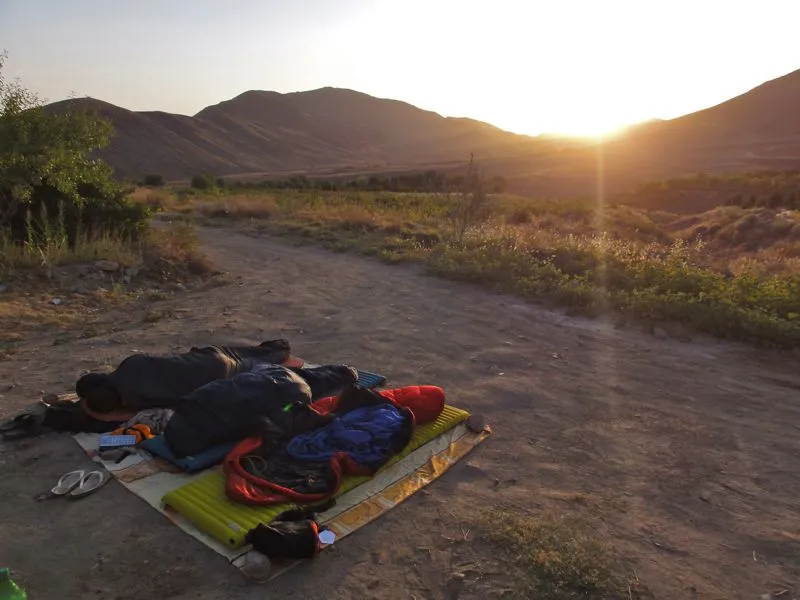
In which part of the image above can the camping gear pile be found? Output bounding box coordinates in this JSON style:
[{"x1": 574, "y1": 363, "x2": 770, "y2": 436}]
[{"x1": 1, "y1": 339, "x2": 480, "y2": 577}]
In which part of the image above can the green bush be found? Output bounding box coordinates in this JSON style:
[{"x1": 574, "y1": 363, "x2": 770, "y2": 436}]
[
  {"x1": 0, "y1": 51, "x2": 148, "y2": 247},
  {"x1": 191, "y1": 173, "x2": 215, "y2": 190},
  {"x1": 143, "y1": 173, "x2": 165, "y2": 187}
]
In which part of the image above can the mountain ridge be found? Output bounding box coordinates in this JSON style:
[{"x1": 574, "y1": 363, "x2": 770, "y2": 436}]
[{"x1": 47, "y1": 70, "x2": 800, "y2": 194}]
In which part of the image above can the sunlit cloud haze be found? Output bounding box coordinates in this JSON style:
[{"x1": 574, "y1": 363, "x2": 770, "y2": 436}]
[{"x1": 2, "y1": 0, "x2": 799, "y2": 136}]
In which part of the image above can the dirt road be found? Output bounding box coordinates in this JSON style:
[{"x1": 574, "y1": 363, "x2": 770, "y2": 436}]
[{"x1": 1, "y1": 226, "x2": 799, "y2": 599}]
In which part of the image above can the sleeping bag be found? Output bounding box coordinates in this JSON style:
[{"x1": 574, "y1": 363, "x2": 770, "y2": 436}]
[
  {"x1": 224, "y1": 385, "x2": 445, "y2": 505},
  {"x1": 164, "y1": 364, "x2": 357, "y2": 458},
  {"x1": 79, "y1": 340, "x2": 292, "y2": 411}
]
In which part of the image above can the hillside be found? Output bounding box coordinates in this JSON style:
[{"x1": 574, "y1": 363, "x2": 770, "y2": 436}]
[
  {"x1": 490, "y1": 69, "x2": 800, "y2": 197},
  {"x1": 49, "y1": 69, "x2": 800, "y2": 194},
  {"x1": 50, "y1": 88, "x2": 538, "y2": 181}
]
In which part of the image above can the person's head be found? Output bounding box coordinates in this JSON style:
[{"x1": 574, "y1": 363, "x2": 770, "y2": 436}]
[{"x1": 75, "y1": 373, "x2": 121, "y2": 414}]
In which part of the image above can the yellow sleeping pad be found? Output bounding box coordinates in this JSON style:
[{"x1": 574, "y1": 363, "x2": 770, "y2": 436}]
[{"x1": 163, "y1": 404, "x2": 470, "y2": 548}]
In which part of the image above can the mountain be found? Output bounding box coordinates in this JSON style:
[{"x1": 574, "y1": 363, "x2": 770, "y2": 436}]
[
  {"x1": 50, "y1": 88, "x2": 537, "y2": 181},
  {"x1": 48, "y1": 69, "x2": 800, "y2": 194},
  {"x1": 491, "y1": 69, "x2": 800, "y2": 197}
]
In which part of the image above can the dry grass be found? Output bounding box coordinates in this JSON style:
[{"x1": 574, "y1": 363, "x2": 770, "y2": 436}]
[
  {"x1": 480, "y1": 511, "x2": 636, "y2": 600},
  {"x1": 138, "y1": 187, "x2": 800, "y2": 346},
  {"x1": 1, "y1": 219, "x2": 215, "y2": 342},
  {"x1": 193, "y1": 195, "x2": 280, "y2": 220},
  {"x1": 127, "y1": 186, "x2": 173, "y2": 211},
  {"x1": 143, "y1": 221, "x2": 216, "y2": 282},
  {"x1": 0, "y1": 230, "x2": 141, "y2": 278}
]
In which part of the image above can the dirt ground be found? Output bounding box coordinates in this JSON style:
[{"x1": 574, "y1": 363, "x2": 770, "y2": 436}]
[{"x1": 1, "y1": 226, "x2": 799, "y2": 600}]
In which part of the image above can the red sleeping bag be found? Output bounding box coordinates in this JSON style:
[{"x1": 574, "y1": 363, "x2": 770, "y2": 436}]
[{"x1": 224, "y1": 385, "x2": 445, "y2": 506}]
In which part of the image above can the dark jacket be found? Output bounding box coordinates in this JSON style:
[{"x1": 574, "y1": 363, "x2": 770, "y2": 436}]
[
  {"x1": 108, "y1": 340, "x2": 290, "y2": 410},
  {"x1": 164, "y1": 364, "x2": 357, "y2": 458}
]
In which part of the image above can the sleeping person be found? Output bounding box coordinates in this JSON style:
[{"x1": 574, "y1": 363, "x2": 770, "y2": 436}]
[{"x1": 75, "y1": 340, "x2": 292, "y2": 415}]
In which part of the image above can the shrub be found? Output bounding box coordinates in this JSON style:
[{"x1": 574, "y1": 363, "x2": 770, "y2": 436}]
[
  {"x1": 190, "y1": 173, "x2": 215, "y2": 190},
  {"x1": 143, "y1": 174, "x2": 165, "y2": 187}
]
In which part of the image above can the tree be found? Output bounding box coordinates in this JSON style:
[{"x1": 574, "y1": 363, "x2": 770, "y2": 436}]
[
  {"x1": 0, "y1": 51, "x2": 117, "y2": 227},
  {"x1": 449, "y1": 154, "x2": 490, "y2": 243},
  {"x1": 190, "y1": 173, "x2": 214, "y2": 190}
]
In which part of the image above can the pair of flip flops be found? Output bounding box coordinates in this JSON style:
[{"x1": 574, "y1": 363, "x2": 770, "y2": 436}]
[
  {"x1": 37, "y1": 469, "x2": 110, "y2": 500},
  {"x1": 0, "y1": 413, "x2": 42, "y2": 441}
]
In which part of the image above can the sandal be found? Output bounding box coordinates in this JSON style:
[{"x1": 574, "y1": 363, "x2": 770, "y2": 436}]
[
  {"x1": 67, "y1": 470, "x2": 110, "y2": 499},
  {"x1": 50, "y1": 470, "x2": 86, "y2": 496}
]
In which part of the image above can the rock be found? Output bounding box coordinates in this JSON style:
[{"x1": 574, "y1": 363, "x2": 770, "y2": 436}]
[
  {"x1": 174, "y1": 283, "x2": 187, "y2": 291},
  {"x1": 75, "y1": 263, "x2": 94, "y2": 277},
  {"x1": 653, "y1": 327, "x2": 669, "y2": 340},
  {"x1": 124, "y1": 266, "x2": 140, "y2": 278},
  {"x1": 95, "y1": 260, "x2": 120, "y2": 272},
  {"x1": 241, "y1": 552, "x2": 271, "y2": 584},
  {"x1": 51, "y1": 298, "x2": 62, "y2": 305},
  {"x1": 42, "y1": 392, "x2": 59, "y2": 404},
  {"x1": 466, "y1": 414, "x2": 487, "y2": 433}
]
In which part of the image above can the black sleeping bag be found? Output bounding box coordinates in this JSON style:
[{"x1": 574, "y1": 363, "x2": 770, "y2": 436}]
[
  {"x1": 164, "y1": 364, "x2": 357, "y2": 457},
  {"x1": 108, "y1": 340, "x2": 291, "y2": 410}
]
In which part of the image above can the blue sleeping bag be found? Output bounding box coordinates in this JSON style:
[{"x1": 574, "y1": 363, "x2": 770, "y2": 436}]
[{"x1": 285, "y1": 403, "x2": 407, "y2": 469}]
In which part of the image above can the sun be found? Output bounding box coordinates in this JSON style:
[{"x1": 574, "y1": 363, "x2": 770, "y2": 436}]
[
  {"x1": 504, "y1": 96, "x2": 642, "y2": 139},
  {"x1": 538, "y1": 109, "x2": 638, "y2": 139}
]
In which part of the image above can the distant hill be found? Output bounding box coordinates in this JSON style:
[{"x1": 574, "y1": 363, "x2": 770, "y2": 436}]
[
  {"x1": 487, "y1": 69, "x2": 800, "y2": 197},
  {"x1": 50, "y1": 88, "x2": 537, "y2": 181},
  {"x1": 48, "y1": 69, "x2": 800, "y2": 197}
]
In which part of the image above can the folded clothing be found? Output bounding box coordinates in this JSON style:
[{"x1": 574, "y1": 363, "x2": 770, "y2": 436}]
[
  {"x1": 119, "y1": 408, "x2": 175, "y2": 436},
  {"x1": 140, "y1": 435, "x2": 237, "y2": 473},
  {"x1": 110, "y1": 423, "x2": 155, "y2": 444}
]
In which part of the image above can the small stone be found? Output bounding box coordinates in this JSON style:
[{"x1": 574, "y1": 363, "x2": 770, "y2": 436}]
[
  {"x1": 466, "y1": 414, "x2": 487, "y2": 433},
  {"x1": 653, "y1": 327, "x2": 668, "y2": 340},
  {"x1": 51, "y1": 298, "x2": 62, "y2": 305},
  {"x1": 174, "y1": 283, "x2": 187, "y2": 291},
  {"x1": 95, "y1": 260, "x2": 120, "y2": 272},
  {"x1": 241, "y1": 552, "x2": 271, "y2": 583},
  {"x1": 0, "y1": 284, "x2": 7, "y2": 293},
  {"x1": 124, "y1": 266, "x2": 140, "y2": 278},
  {"x1": 42, "y1": 392, "x2": 59, "y2": 403},
  {"x1": 452, "y1": 573, "x2": 466, "y2": 582},
  {"x1": 698, "y1": 490, "x2": 711, "y2": 502}
]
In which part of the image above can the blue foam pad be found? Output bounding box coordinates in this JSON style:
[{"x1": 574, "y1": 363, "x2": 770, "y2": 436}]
[
  {"x1": 356, "y1": 370, "x2": 386, "y2": 389},
  {"x1": 140, "y1": 435, "x2": 235, "y2": 473}
]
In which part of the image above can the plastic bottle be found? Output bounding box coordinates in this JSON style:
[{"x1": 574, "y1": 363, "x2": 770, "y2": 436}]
[{"x1": 0, "y1": 569, "x2": 26, "y2": 600}]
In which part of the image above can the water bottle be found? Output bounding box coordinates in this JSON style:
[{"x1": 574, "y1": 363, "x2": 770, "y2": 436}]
[{"x1": 0, "y1": 569, "x2": 27, "y2": 600}]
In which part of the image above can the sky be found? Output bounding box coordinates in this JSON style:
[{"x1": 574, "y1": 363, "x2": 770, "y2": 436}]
[{"x1": 2, "y1": 0, "x2": 799, "y2": 137}]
